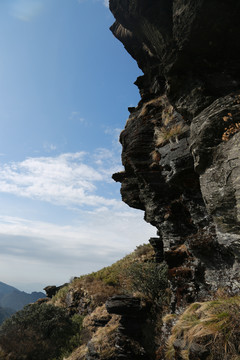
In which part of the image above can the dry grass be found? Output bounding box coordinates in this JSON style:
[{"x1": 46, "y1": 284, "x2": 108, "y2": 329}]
[
  {"x1": 63, "y1": 304, "x2": 120, "y2": 359},
  {"x1": 161, "y1": 104, "x2": 174, "y2": 126},
  {"x1": 151, "y1": 149, "x2": 161, "y2": 163},
  {"x1": 64, "y1": 344, "x2": 88, "y2": 360},
  {"x1": 90, "y1": 315, "x2": 120, "y2": 359},
  {"x1": 64, "y1": 307, "x2": 120, "y2": 360},
  {"x1": 142, "y1": 43, "x2": 154, "y2": 57},
  {"x1": 165, "y1": 295, "x2": 240, "y2": 360},
  {"x1": 154, "y1": 123, "x2": 188, "y2": 147},
  {"x1": 114, "y1": 23, "x2": 133, "y2": 39},
  {"x1": 83, "y1": 304, "x2": 111, "y2": 331},
  {"x1": 78, "y1": 277, "x2": 120, "y2": 306},
  {"x1": 139, "y1": 96, "x2": 164, "y2": 117},
  {"x1": 162, "y1": 313, "x2": 177, "y2": 324}
]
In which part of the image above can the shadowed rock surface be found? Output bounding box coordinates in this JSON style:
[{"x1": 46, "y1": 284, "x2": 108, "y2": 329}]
[
  {"x1": 111, "y1": 0, "x2": 240, "y2": 298},
  {"x1": 108, "y1": 1, "x2": 240, "y2": 358}
]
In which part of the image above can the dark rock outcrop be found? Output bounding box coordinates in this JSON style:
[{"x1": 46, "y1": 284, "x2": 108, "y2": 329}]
[
  {"x1": 106, "y1": 295, "x2": 142, "y2": 316},
  {"x1": 108, "y1": 2, "x2": 240, "y2": 358},
  {"x1": 110, "y1": 0, "x2": 240, "y2": 298},
  {"x1": 106, "y1": 295, "x2": 150, "y2": 360},
  {"x1": 44, "y1": 284, "x2": 67, "y2": 298}
]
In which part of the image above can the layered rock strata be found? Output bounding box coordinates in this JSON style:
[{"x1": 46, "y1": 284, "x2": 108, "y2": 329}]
[{"x1": 110, "y1": 0, "x2": 240, "y2": 302}]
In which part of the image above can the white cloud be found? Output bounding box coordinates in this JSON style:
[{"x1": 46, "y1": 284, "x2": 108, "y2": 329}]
[
  {"x1": 0, "y1": 210, "x2": 156, "y2": 291},
  {"x1": 0, "y1": 148, "x2": 155, "y2": 292},
  {"x1": 0, "y1": 151, "x2": 123, "y2": 208},
  {"x1": 92, "y1": 147, "x2": 123, "y2": 183},
  {"x1": 0, "y1": 209, "x2": 153, "y2": 252},
  {"x1": 104, "y1": 127, "x2": 122, "y2": 155},
  {"x1": 10, "y1": 0, "x2": 43, "y2": 22}
]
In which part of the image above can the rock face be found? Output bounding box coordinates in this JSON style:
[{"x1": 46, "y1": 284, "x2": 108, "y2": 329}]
[
  {"x1": 106, "y1": 295, "x2": 151, "y2": 360},
  {"x1": 110, "y1": 0, "x2": 240, "y2": 300},
  {"x1": 106, "y1": 295, "x2": 142, "y2": 316}
]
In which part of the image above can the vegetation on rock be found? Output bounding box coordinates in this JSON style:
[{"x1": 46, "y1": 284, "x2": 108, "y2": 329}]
[
  {"x1": 51, "y1": 243, "x2": 155, "y2": 311},
  {"x1": 124, "y1": 261, "x2": 168, "y2": 305},
  {"x1": 165, "y1": 295, "x2": 240, "y2": 360},
  {"x1": 154, "y1": 123, "x2": 188, "y2": 146}
]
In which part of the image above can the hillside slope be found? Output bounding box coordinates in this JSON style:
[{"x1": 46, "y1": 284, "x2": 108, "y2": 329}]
[{"x1": 1, "y1": 244, "x2": 239, "y2": 360}]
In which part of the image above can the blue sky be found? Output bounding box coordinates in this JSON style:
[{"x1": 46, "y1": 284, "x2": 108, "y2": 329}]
[{"x1": 0, "y1": 0, "x2": 155, "y2": 293}]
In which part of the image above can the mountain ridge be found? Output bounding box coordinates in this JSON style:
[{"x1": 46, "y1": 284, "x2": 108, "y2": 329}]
[
  {"x1": 0, "y1": 281, "x2": 45, "y2": 315},
  {"x1": 0, "y1": 281, "x2": 18, "y2": 295}
]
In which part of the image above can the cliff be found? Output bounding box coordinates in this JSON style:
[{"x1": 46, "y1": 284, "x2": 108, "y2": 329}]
[
  {"x1": 111, "y1": 0, "x2": 240, "y2": 299},
  {"x1": 109, "y1": 0, "x2": 240, "y2": 358}
]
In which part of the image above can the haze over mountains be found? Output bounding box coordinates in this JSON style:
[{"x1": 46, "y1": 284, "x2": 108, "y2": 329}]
[{"x1": 0, "y1": 281, "x2": 45, "y2": 323}]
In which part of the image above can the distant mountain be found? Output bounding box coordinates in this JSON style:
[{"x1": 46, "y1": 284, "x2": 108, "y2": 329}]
[
  {"x1": 0, "y1": 281, "x2": 18, "y2": 296},
  {"x1": 0, "y1": 281, "x2": 45, "y2": 322},
  {"x1": 0, "y1": 290, "x2": 45, "y2": 312}
]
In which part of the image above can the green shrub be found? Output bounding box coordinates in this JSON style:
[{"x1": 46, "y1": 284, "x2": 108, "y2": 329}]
[
  {"x1": 92, "y1": 266, "x2": 121, "y2": 286},
  {"x1": 51, "y1": 284, "x2": 70, "y2": 305},
  {"x1": 60, "y1": 314, "x2": 84, "y2": 359},
  {"x1": 124, "y1": 261, "x2": 168, "y2": 305},
  {"x1": 0, "y1": 303, "x2": 83, "y2": 360},
  {"x1": 134, "y1": 243, "x2": 152, "y2": 257}
]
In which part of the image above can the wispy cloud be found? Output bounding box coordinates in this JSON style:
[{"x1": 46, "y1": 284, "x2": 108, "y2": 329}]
[
  {"x1": 0, "y1": 210, "x2": 156, "y2": 290},
  {"x1": 104, "y1": 127, "x2": 122, "y2": 151},
  {"x1": 10, "y1": 0, "x2": 43, "y2": 22},
  {"x1": 0, "y1": 151, "x2": 122, "y2": 208},
  {"x1": 0, "y1": 149, "x2": 155, "y2": 292},
  {"x1": 69, "y1": 111, "x2": 87, "y2": 124},
  {"x1": 92, "y1": 147, "x2": 122, "y2": 179},
  {"x1": 43, "y1": 142, "x2": 57, "y2": 153}
]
